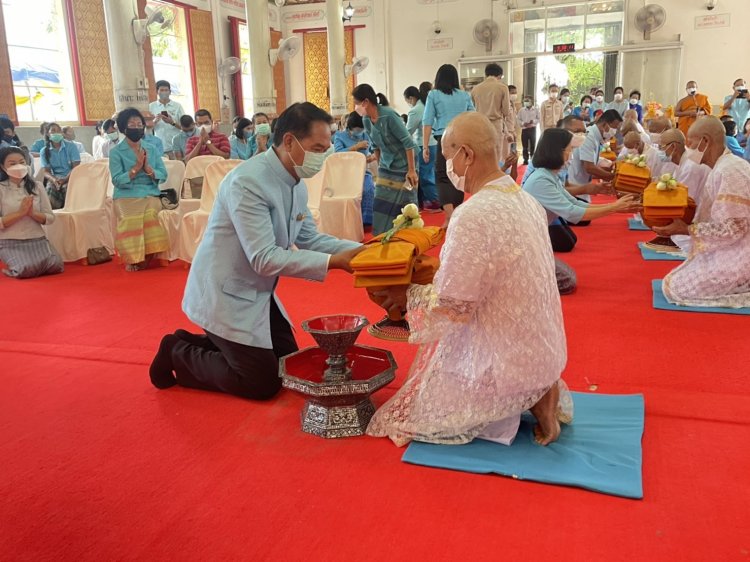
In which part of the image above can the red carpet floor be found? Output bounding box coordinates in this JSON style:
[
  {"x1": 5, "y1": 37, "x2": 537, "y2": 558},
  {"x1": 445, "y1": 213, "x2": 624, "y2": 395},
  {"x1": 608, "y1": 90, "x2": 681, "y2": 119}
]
[{"x1": 1, "y1": 205, "x2": 749, "y2": 561}]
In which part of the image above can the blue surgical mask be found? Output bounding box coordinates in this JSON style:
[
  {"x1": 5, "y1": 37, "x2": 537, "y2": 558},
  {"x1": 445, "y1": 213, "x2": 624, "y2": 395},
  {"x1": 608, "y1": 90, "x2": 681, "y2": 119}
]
[
  {"x1": 244, "y1": 130, "x2": 254, "y2": 140},
  {"x1": 291, "y1": 137, "x2": 333, "y2": 178},
  {"x1": 349, "y1": 128, "x2": 364, "y2": 140},
  {"x1": 657, "y1": 149, "x2": 672, "y2": 162}
]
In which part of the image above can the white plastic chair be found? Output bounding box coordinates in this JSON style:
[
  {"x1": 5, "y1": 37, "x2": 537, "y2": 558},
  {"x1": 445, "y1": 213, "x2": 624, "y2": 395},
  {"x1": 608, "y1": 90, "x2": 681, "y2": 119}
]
[
  {"x1": 182, "y1": 155, "x2": 222, "y2": 199},
  {"x1": 178, "y1": 159, "x2": 243, "y2": 263},
  {"x1": 318, "y1": 152, "x2": 366, "y2": 241},
  {"x1": 44, "y1": 161, "x2": 114, "y2": 262},
  {"x1": 303, "y1": 170, "x2": 325, "y2": 228},
  {"x1": 157, "y1": 160, "x2": 194, "y2": 261}
]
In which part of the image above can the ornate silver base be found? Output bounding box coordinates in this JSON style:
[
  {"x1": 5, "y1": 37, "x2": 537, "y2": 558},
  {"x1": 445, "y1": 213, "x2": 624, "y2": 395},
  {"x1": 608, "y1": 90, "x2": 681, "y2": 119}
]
[{"x1": 301, "y1": 399, "x2": 377, "y2": 438}]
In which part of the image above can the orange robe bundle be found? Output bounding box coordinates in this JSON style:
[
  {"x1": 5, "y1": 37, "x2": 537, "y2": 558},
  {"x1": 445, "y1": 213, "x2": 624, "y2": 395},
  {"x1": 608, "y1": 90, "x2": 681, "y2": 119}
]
[
  {"x1": 613, "y1": 161, "x2": 651, "y2": 194},
  {"x1": 642, "y1": 182, "x2": 697, "y2": 228},
  {"x1": 351, "y1": 226, "x2": 445, "y2": 320}
]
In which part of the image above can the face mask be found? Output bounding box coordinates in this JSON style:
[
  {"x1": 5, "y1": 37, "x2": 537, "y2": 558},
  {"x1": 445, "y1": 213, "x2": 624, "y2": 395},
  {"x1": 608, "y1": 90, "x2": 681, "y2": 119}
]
[
  {"x1": 183, "y1": 128, "x2": 196, "y2": 137},
  {"x1": 199, "y1": 124, "x2": 212, "y2": 134},
  {"x1": 595, "y1": 95, "x2": 604, "y2": 103},
  {"x1": 291, "y1": 137, "x2": 332, "y2": 178},
  {"x1": 446, "y1": 147, "x2": 469, "y2": 192},
  {"x1": 105, "y1": 131, "x2": 118, "y2": 142},
  {"x1": 684, "y1": 137, "x2": 707, "y2": 165},
  {"x1": 255, "y1": 123, "x2": 272, "y2": 136},
  {"x1": 159, "y1": 92, "x2": 169, "y2": 100},
  {"x1": 614, "y1": 94, "x2": 623, "y2": 102},
  {"x1": 243, "y1": 130, "x2": 254, "y2": 140},
  {"x1": 49, "y1": 133, "x2": 64, "y2": 143},
  {"x1": 510, "y1": 94, "x2": 517, "y2": 102},
  {"x1": 124, "y1": 128, "x2": 145, "y2": 142},
  {"x1": 650, "y1": 133, "x2": 662, "y2": 145},
  {"x1": 657, "y1": 149, "x2": 672, "y2": 162},
  {"x1": 570, "y1": 132, "x2": 586, "y2": 148},
  {"x1": 523, "y1": 101, "x2": 532, "y2": 108},
  {"x1": 6, "y1": 163, "x2": 28, "y2": 179},
  {"x1": 349, "y1": 128, "x2": 364, "y2": 140},
  {"x1": 561, "y1": 95, "x2": 570, "y2": 104},
  {"x1": 630, "y1": 98, "x2": 639, "y2": 106},
  {"x1": 582, "y1": 102, "x2": 591, "y2": 109},
  {"x1": 603, "y1": 127, "x2": 617, "y2": 140},
  {"x1": 549, "y1": 92, "x2": 559, "y2": 100},
  {"x1": 354, "y1": 103, "x2": 367, "y2": 117}
]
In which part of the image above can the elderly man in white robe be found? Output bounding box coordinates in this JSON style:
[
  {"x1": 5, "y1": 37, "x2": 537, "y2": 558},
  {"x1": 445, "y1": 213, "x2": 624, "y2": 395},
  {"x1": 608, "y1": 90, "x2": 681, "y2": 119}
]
[
  {"x1": 653, "y1": 116, "x2": 750, "y2": 308},
  {"x1": 366, "y1": 112, "x2": 573, "y2": 447}
]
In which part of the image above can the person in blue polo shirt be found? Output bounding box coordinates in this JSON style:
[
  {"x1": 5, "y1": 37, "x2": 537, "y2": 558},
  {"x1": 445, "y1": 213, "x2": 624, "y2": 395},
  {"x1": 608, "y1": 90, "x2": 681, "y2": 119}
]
[{"x1": 40, "y1": 122, "x2": 80, "y2": 209}]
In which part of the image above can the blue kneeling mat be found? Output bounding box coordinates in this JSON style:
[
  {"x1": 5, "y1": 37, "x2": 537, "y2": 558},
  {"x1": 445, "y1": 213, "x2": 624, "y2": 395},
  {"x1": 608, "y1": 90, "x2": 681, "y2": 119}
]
[
  {"x1": 638, "y1": 242, "x2": 686, "y2": 261},
  {"x1": 628, "y1": 217, "x2": 650, "y2": 231},
  {"x1": 402, "y1": 392, "x2": 645, "y2": 499},
  {"x1": 652, "y1": 279, "x2": 750, "y2": 315}
]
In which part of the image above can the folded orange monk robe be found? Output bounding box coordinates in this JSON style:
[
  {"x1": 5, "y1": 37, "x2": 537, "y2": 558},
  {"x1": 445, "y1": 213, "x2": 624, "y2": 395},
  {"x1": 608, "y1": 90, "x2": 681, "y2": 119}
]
[
  {"x1": 614, "y1": 161, "x2": 651, "y2": 194},
  {"x1": 351, "y1": 226, "x2": 445, "y2": 321},
  {"x1": 642, "y1": 182, "x2": 696, "y2": 227}
]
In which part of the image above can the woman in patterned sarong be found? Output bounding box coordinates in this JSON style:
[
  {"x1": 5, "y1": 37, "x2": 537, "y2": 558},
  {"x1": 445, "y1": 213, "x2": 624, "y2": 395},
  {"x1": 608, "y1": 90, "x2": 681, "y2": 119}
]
[{"x1": 109, "y1": 108, "x2": 169, "y2": 271}]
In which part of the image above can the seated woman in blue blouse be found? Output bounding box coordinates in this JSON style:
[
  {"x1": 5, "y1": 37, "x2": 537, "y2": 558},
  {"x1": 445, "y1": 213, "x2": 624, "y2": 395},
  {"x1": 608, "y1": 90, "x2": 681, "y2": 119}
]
[
  {"x1": 628, "y1": 90, "x2": 643, "y2": 123},
  {"x1": 230, "y1": 117, "x2": 256, "y2": 160},
  {"x1": 333, "y1": 111, "x2": 376, "y2": 226},
  {"x1": 523, "y1": 128, "x2": 640, "y2": 291},
  {"x1": 40, "y1": 122, "x2": 81, "y2": 209},
  {"x1": 109, "y1": 107, "x2": 170, "y2": 272},
  {"x1": 572, "y1": 95, "x2": 594, "y2": 123}
]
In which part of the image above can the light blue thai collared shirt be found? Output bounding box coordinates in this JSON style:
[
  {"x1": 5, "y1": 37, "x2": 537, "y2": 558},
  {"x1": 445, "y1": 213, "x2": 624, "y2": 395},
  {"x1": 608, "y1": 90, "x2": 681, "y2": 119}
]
[
  {"x1": 405, "y1": 100, "x2": 437, "y2": 148},
  {"x1": 230, "y1": 136, "x2": 256, "y2": 160},
  {"x1": 30, "y1": 138, "x2": 45, "y2": 153},
  {"x1": 149, "y1": 99, "x2": 185, "y2": 152},
  {"x1": 423, "y1": 89, "x2": 475, "y2": 136},
  {"x1": 39, "y1": 140, "x2": 81, "y2": 177},
  {"x1": 363, "y1": 105, "x2": 417, "y2": 173},
  {"x1": 173, "y1": 130, "x2": 198, "y2": 157},
  {"x1": 567, "y1": 124, "x2": 604, "y2": 186},
  {"x1": 523, "y1": 167, "x2": 588, "y2": 225},
  {"x1": 108, "y1": 138, "x2": 168, "y2": 199}
]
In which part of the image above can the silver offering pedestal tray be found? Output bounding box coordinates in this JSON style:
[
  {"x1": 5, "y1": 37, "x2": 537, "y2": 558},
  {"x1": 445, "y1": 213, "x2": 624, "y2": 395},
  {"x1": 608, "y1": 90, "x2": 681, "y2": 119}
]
[{"x1": 279, "y1": 315, "x2": 397, "y2": 438}]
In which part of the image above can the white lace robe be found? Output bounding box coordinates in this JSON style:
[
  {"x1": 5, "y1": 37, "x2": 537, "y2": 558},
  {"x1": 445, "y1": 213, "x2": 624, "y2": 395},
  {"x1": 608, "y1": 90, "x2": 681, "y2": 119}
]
[
  {"x1": 664, "y1": 153, "x2": 750, "y2": 308},
  {"x1": 367, "y1": 177, "x2": 571, "y2": 446}
]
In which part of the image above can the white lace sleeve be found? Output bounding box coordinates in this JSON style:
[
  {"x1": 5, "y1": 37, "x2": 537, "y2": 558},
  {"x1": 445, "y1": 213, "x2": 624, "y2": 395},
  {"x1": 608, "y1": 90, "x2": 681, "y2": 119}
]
[{"x1": 406, "y1": 284, "x2": 477, "y2": 343}]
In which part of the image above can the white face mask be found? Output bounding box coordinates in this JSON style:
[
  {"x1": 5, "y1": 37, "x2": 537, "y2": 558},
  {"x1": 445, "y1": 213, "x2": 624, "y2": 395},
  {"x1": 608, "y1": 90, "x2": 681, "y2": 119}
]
[
  {"x1": 595, "y1": 95, "x2": 604, "y2": 103},
  {"x1": 523, "y1": 101, "x2": 532, "y2": 108},
  {"x1": 5, "y1": 163, "x2": 28, "y2": 179},
  {"x1": 684, "y1": 137, "x2": 708, "y2": 165},
  {"x1": 199, "y1": 124, "x2": 212, "y2": 134},
  {"x1": 561, "y1": 95, "x2": 569, "y2": 104},
  {"x1": 509, "y1": 94, "x2": 517, "y2": 102},
  {"x1": 291, "y1": 136, "x2": 333, "y2": 178},
  {"x1": 446, "y1": 147, "x2": 469, "y2": 192},
  {"x1": 570, "y1": 132, "x2": 586, "y2": 148},
  {"x1": 614, "y1": 93, "x2": 623, "y2": 102},
  {"x1": 549, "y1": 92, "x2": 559, "y2": 100},
  {"x1": 603, "y1": 126, "x2": 617, "y2": 140},
  {"x1": 630, "y1": 98, "x2": 639, "y2": 106},
  {"x1": 687, "y1": 88, "x2": 697, "y2": 95}
]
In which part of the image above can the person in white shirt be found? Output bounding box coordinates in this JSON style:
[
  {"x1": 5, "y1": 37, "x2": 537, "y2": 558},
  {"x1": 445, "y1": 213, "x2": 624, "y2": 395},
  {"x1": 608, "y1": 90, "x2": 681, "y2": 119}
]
[
  {"x1": 517, "y1": 96, "x2": 540, "y2": 165},
  {"x1": 92, "y1": 119, "x2": 119, "y2": 160},
  {"x1": 148, "y1": 80, "x2": 185, "y2": 158},
  {"x1": 62, "y1": 127, "x2": 85, "y2": 156}
]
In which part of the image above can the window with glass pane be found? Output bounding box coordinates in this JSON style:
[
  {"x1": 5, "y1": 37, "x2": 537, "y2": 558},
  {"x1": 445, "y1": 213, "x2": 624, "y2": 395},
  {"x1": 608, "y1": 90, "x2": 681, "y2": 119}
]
[
  {"x1": 238, "y1": 22, "x2": 253, "y2": 118},
  {"x1": 147, "y1": 0, "x2": 194, "y2": 115},
  {"x1": 585, "y1": 1, "x2": 625, "y2": 49},
  {"x1": 545, "y1": 4, "x2": 585, "y2": 52},
  {"x1": 2, "y1": 0, "x2": 78, "y2": 123},
  {"x1": 509, "y1": 9, "x2": 545, "y2": 55}
]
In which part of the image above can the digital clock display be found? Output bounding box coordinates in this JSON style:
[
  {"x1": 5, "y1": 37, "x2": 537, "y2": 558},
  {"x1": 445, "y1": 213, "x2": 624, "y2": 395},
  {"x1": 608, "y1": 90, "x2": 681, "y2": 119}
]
[{"x1": 552, "y1": 43, "x2": 576, "y2": 54}]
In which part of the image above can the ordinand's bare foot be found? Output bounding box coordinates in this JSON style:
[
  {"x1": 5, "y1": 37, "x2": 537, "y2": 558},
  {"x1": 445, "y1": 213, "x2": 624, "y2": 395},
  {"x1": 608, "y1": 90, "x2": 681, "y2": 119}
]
[{"x1": 530, "y1": 383, "x2": 561, "y2": 446}]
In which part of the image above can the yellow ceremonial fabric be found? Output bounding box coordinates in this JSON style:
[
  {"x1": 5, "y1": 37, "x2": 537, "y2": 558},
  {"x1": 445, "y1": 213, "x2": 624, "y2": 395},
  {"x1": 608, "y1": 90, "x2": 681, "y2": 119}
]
[
  {"x1": 601, "y1": 150, "x2": 617, "y2": 161},
  {"x1": 642, "y1": 183, "x2": 696, "y2": 227},
  {"x1": 614, "y1": 162, "x2": 652, "y2": 194},
  {"x1": 190, "y1": 10, "x2": 221, "y2": 121},
  {"x1": 0, "y1": 5, "x2": 18, "y2": 123}
]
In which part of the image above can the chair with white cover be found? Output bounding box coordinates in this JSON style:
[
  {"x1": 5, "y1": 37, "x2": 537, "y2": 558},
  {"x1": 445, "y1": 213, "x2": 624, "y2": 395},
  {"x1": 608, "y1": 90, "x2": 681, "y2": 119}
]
[
  {"x1": 44, "y1": 161, "x2": 114, "y2": 262},
  {"x1": 303, "y1": 169, "x2": 325, "y2": 228},
  {"x1": 80, "y1": 153, "x2": 95, "y2": 164},
  {"x1": 182, "y1": 154, "x2": 222, "y2": 199},
  {"x1": 318, "y1": 152, "x2": 366, "y2": 241},
  {"x1": 178, "y1": 159, "x2": 243, "y2": 263},
  {"x1": 156, "y1": 159, "x2": 190, "y2": 261}
]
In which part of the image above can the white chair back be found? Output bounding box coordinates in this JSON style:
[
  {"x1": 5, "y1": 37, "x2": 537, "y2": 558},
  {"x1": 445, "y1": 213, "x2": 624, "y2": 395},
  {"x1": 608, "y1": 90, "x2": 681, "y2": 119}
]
[
  {"x1": 323, "y1": 152, "x2": 366, "y2": 198},
  {"x1": 163, "y1": 160, "x2": 186, "y2": 194},
  {"x1": 200, "y1": 159, "x2": 243, "y2": 213},
  {"x1": 80, "y1": 153, "x2": 95, "y2": 164},
  {"x1": 184, "y1": 155, "x2": 223, "y2": 180},
  {"x1": 62, "y1": 162, "x2": 110, "y2": 212},
  {"x1": 304, "y1": 170, "x2": 325, "y2": 213}
]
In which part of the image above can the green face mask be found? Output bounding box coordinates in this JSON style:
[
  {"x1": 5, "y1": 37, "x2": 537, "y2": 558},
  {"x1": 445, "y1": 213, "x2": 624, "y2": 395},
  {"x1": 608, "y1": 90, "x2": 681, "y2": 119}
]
[
  {"x1": 49, "y1": 133, "x2": 64, "y2": 143},
  {"x1": 255, "y1": 123, "x2": 272, "y2": 136}
]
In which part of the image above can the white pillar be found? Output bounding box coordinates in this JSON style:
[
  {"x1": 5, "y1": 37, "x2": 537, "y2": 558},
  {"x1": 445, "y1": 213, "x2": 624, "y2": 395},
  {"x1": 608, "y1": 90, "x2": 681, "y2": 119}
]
[
  {"x1": 326, "y1": 0, "x2": 348, "y2": 117},
  {"x1": 245, "y1": 0, "x2": 276, "y2": 114},
  {"x1": 102, "y1": 0, "x2": 150, "y2": 112}
]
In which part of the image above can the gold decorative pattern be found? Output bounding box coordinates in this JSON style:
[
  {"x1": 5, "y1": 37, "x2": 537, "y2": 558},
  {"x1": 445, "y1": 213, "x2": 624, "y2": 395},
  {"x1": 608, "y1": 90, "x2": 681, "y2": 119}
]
[
  {"x1": 271, "y1": 30, "x2": 287, "y2": 115},
  {"x1": 0, "y1": 3, "x2": 18, "y2": 122},
  {"x1": 303, "y1": 29, "x2": 354, "y2": 113},
  {"x1": 189, "y1": 9, "x2": 220, "y2": 120},
  {"x1": 69, "y1": 0, "x2": 115, "y2": 122}
]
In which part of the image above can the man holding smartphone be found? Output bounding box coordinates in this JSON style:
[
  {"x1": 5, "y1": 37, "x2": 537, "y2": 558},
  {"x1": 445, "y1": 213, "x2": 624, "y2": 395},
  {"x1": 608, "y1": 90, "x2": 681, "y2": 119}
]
[
  {"x1": 723, "y1": 78, "x2": 750, "y2": 128},
  {"x1": 149, "y1": 80, "x2": 185, "y2": 159}
]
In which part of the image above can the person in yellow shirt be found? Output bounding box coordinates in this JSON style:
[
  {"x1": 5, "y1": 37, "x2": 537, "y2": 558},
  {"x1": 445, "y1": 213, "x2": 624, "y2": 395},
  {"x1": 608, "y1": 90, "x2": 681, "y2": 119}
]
[{"x1": 674, "y1": 81, "x2": 711, "y2": 136}]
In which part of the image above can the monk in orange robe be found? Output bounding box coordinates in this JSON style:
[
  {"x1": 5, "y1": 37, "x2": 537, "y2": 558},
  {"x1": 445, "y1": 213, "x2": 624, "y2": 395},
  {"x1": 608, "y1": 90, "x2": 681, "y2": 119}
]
[{"x1": 675, "y1": 81, "x2": 712, "y2": 136}]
